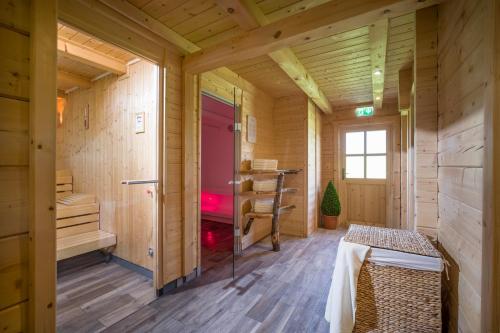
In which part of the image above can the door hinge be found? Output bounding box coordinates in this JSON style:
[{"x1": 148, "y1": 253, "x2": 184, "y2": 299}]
[
  {"x1": 234, "y1": 228, "x2": 241, "y2": 237},
  {"x1": 234, "y1": 123, "x2": 242, "y2": 131},
  {"x1": 148, "y1": 248, "x2": 154, "y2": 257}
]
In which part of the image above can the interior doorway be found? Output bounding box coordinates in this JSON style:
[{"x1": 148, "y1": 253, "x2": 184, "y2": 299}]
[
  {"x1": 55, "y1": 22, "x2": 162, "y2": 331},
  {"x1": 339, "y1": 125, "x2": 392, "y2": 228},
  {"x1": 200, "y1": 93, "x2": 236, "y2": 274}
]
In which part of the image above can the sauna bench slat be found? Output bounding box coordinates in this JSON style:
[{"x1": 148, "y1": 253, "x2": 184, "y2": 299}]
[{"x1": 57, "y1": 230, "x2": 116, "y2": 261}]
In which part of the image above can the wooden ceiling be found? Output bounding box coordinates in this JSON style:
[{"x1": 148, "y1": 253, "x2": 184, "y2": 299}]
[
  {"x1": 123, "y1": 0, "x2": 415, "y2": 108},
  {"x1": 288, "y1": 13, "x2": 415, "y2": 107},
  {"x1": 57, "y1": 23, "x2": 138, "y2": 92},
  {"x1": 127, "y1": 0, "x2": 331, "y2": 49}
]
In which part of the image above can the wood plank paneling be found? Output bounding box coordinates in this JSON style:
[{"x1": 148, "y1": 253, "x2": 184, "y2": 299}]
[
  {"x1": 437, "y1": 0, "x2": 487, "y2": 331},
  {"x1": 0, "y1": 28, "x2": 30, "y2": 100},
  {"x1": 306, "y1": 100, "x2": 321, "y2": 236},
  {"x1": 0, "y1": 302, "x2": 27, "y2": 333},
  {"x1": 56, "y1": 60, "x2": 158, "y2": 271},
  {"x1": 414, "y1": 6, "x2": 438, "y2": 237},
  {"x1": 273, "y1": 95, "x2": 307, "y2": 237},
  {"x1": 0, "y1": 234, "x2": 28, "y2": 310},
  {"x1": 163, "y1": 51, "x2": 184, "y2": 283},
  {"x1": 0, "y1": 1, "x2": 32, "y2": 329}
]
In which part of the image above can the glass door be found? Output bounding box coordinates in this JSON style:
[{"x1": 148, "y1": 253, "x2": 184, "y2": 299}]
[{"x1": 200, "y1": 90, "x2": 237, "y2": 279}]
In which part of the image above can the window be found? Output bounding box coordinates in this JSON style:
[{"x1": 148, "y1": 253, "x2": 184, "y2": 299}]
[{"x1": 344, "y1": 130, "x2": 387, "y2": 179}]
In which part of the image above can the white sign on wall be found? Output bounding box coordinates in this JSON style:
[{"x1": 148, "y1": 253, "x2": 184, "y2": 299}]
[
  {"x1": 247, "y1": 115, "x2": 256, "y2": 143},
  {"x1": 135, "y1": 112, "x2": 145, "y2": 134}
]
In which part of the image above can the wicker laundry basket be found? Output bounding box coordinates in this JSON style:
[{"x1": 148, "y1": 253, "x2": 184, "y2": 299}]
[{"x1": 344, "y1": 224, "x2": 442, "y2": 333}]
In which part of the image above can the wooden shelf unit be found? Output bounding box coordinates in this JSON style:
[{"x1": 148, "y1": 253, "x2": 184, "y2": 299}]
[{"x1": 238, "y1": 169, "x2": 302, "y2": 252}]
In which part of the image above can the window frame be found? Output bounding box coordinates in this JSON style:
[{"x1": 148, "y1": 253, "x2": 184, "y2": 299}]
[{"x1": 344, "y1": 129, "x2": 387, "y2": 180}]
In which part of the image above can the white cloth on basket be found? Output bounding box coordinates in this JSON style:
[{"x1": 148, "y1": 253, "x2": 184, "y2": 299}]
[{"x1": 324, "y1": 237, "x2": 370, "y2": 333}]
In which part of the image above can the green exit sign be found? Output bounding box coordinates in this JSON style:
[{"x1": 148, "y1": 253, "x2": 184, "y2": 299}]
[{"x1": 355, "y1": 106, "x2": 374, "y2": 117}]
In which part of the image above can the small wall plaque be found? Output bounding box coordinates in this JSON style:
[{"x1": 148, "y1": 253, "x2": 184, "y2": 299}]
[
  {"x1": 247, "y1": 115, "x2": 256, "y2": 143},
  {"x1": 135, "y1": 112, "x2": 145, "y2": 134},
  {"x1": 84, "y1": 104, "x2": 90, "y2": 130}
]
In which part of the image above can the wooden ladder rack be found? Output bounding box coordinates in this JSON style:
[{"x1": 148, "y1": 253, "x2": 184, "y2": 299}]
[{"x1": 240, "y1": 169, "x2": 301, "y2": 251}]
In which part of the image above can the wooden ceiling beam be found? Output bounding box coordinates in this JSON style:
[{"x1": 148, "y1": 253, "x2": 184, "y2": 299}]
[
  {"x1": 369, "y1": 18, "x2": 389, "y2": 109},
  {"x1": 184, "y1": 0, "x2": 440, "y2": 73},
  {"x1": 217, "y1": 0, "x2": 332, "y2": 113},
  {"x1": 57, "y1": 70, "x2": 92, "y2": 91},
  {"x1": 398, "y1": 67, "x2": 413, "y2": 112},
  {"x1": 57, "y1": 38, "x2": 127, "y2": 74}
]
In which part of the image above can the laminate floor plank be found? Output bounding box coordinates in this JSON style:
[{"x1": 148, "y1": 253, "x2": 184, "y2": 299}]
[
  {"x1": 58, "y1": 228, "x2": 344, "y2": 332},
  {"x1": 57, "y1": 259, "x2": 154, "y2": 332}
]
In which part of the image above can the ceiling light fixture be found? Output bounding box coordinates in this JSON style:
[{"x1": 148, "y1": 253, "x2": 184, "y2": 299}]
[{"x1": 374, "y1": 68, "x2": 382, "y2": 76}]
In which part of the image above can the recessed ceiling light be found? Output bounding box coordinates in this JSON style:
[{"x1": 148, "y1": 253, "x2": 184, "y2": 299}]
[
  {"x1": 374, "y1": 68, "x2": 382, "y2": 76},
  {"x1": 375, "y1": 96, "x2": 381, "y2": 100}
]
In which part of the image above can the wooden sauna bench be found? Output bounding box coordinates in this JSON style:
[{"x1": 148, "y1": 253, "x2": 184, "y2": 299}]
[{"x1": 56, "y1": 170, "x2": 116, "y2": 261}]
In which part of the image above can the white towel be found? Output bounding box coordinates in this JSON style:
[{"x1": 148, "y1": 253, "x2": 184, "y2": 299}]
[{"x1": 325, "y1": 238, "x2": 370, "y2": 333}]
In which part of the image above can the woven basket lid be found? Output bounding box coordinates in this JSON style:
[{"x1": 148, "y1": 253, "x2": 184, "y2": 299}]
[{"x1": 344, "y1": 224, "x2": 441, "y2": 258}]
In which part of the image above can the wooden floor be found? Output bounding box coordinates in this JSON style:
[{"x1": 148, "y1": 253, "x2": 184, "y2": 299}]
[
  {"x1": 57, "y1": 252, "x2": 155, "y2": 332},
  {"x1": 57, "y1": 228, "x2": 343, "y2": 332},
  {"x1": 201, "y1": 220, "x2": 234, "y2": 273}
]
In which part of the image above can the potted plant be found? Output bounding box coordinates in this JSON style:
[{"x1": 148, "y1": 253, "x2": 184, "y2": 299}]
[{"x1": 321, "y1": 180, "x2": 341, "y2": 229}]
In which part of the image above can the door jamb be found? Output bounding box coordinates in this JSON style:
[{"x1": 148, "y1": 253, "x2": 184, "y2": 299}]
[
  {"x1": 333, "y1": 115, "x2": 401, "y2": 228},
  {"x1": 54, "y1": 16, "x2": 167, "y2": 292}
]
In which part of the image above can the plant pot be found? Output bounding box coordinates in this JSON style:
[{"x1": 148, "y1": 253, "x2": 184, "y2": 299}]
[{"x1": 323, "y1": 215, "x2": 338, "y2": 230}]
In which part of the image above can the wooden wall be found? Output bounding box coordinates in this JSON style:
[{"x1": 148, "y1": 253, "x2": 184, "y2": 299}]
[
  {"x1": 437, "y1": 0, "x2": 486, "y2": 331},
  {"x1": 414, "y1": 7, "x2": 439, "y2": 238},
  {"x1": 0, "y1": 0, "x2": 31, "y2": 330},
  {"x1": 163, "y1": 50, "x2": 184, "y2": 284},
  {"x1": 321, "y1": 103, "x2": 401, "y2": 228},
  {"x1": 57, "y1": 60, "x2": 158, "y2": 271},
  {"x1": 306, "y1": 99, "x2": 322, "y2": 236},
  {"x1": 273, "y1": 94, "x2": 308, "y2": 237}
]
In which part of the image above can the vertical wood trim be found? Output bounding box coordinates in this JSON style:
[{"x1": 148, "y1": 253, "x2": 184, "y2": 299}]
[
  {"x1": 29, "y1": 0, "x2": 57, "y2": 330},
  {"x1": 400, "y1": 114, "x2": 408, "y2": 228},
  {"x1": 182, "y1": 72, "x2": 199, "y2": 275},
  {"x1": 408, "y1": 85, "x2": 415, "y2": 231},
  {"x1": 196, "y1": 75, "x2": 202, "y2": 270},
  {"x1": 414, "y1": 6, "x2": 438, "y2": 237},
  {"x1": 482, "y1": 0, "x2": 499, "y2": 330},
  {"x1": 303, "y1": 99, "x2": 309, "y2": 237},
  {"x1": 155, "y1": 60, "x2": 166, "y2": 290}
]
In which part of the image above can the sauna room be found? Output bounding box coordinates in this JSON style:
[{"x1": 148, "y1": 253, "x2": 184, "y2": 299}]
[
  {"x1": 54, "y1": 22, "x2": 160, "y2": 326},
  {"x1": 1, "y1": 0, "x2": 499, "y2": 332},
  {"x1": 200, "y1": 92, "x2": 235, "y2": 272}
]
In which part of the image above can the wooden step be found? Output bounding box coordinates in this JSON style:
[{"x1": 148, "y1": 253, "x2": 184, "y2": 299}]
[
  {"x1": 56, "y1": 213, "x2": 99, "y2": 229},
  {"x1": 56, "y1": 222, "x2": 98, "y2": 239},
  {"x1": 239, "y1": 188, "x2": 298, "y2": 198},
  {"x1": 57, "y1": 193, "x2": 96, "y2": 206},
  {"x1": 57, "y1": 230, "x2": 116, "y2": 261},
  {"x1": 56, "y1": 203, "x2": 99, "y2": 219},
  {"x1": 245, "y1": 205, "x2": 296, "y2": 219}
]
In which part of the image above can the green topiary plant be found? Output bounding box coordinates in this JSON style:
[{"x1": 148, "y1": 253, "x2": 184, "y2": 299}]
[{"x1": 321, "y1": 180, "x2": 341, "y2": 217}]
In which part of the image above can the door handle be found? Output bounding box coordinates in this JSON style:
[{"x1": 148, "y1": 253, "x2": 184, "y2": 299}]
[
  {"x1": 228, "y1": 180, "x2": 242, "y2": 185},
  {"x1": 121, "y1": 179, "x2": 159, "y2": 185}
]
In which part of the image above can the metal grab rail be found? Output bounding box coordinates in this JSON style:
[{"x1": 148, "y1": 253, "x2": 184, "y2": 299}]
[{"x1": 121, "y1": 179, "x2": 159, "y2": 185}]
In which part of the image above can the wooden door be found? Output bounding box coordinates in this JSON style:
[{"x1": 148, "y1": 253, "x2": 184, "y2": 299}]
[{"x1": 339, "y1": 126, "x2": 391, "y2": 227}]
